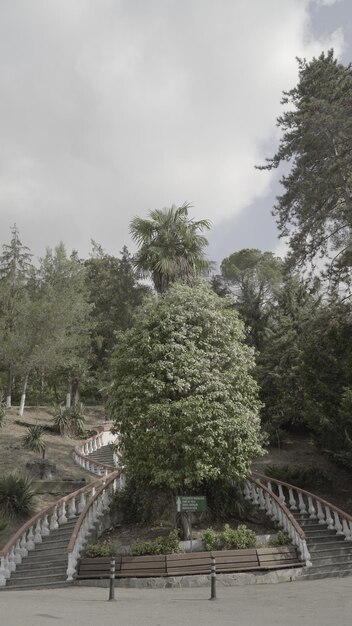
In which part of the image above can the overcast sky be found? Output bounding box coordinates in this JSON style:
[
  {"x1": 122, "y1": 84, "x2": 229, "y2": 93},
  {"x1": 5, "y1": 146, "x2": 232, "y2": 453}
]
[{"x1": 0, "y1": 0, "x2": 350, "y2": 267}]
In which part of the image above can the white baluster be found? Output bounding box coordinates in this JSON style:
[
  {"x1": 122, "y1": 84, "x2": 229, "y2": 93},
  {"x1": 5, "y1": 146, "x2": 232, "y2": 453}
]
[
  {"x1": 0, "y1": 557, "x2": 8, "y2": 586},
  {"x1": 19, "y1": 535, "x2": 28, "y2": 557},
  {"x1": 78, "y1": 492, "x2": 86, "y2": 513},
  {"x1": 264, "y1": 492, "x2": 272, "y2": 517},
  {"x1": 308, "y1": 497, "x2": 317, "y2": 519},
  {"x1": 299, "y1": 538, "x2": 312, "y2": 567},
  {"x1": 325, "y1": 505, "x2": 334, "y2": 529},
  {"x1": 7, "y1": 548, "x2": 16, "y2": 573},
  {"x1": 66, "y1": 553, "x2": 77, "y2": 581},
  {"x1": 316, "y1": 501, "x2": 325, "y2": 525},
  {"x1": 50, "y1": 506, "x2": 59, "y2": 530},
  {"x1": 14, "y1": 540, "x2": 22, "y2": 564},
  {"x1": 342, "y1": 519, "x2": 352, "y2": 541},
  {"x1": 26, "y1": 526, "x2": 35, "y2": 551},
  {"x1": 34, "y1": 520, "x2": 42, "y2": 543},
  {"x1": 41, "y1": 515, "x2": 50, "y2": 537},
  {"x1": 243, "y1": 481, "x2": 251, "y2": 500},
  {"x1": 278, "y1": 484, "x2": 285, "y2": 503},
  {"x1": 333, "y1": 511, "x2": 343, "y2": 535},
  {"x1": 298, "y1": 492, "x2": 307, "y2": 514},
  {"x1": 92, "y1": 438, "x2": 97, "y2": 452},
  {"x1": 251, "y1": 485, "x2": 259, "y2": 505},
  {"x1": 288, "y1": 489, "x2": 297, "y2": 510},
  {"x1": 68, "y1": 497, "x2": 77, "y2": 519},
  {"x1": 59, "y1": 502, "x2": 68, "y2": 525}
]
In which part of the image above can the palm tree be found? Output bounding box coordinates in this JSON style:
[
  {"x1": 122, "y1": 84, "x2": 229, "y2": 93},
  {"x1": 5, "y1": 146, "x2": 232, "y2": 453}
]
[
  {"x1": 130, "y1": 203, "x2": 211, "y2": 293},
  {"x1": 22, "y1": 424, "x2": 46, "y2": 459}
]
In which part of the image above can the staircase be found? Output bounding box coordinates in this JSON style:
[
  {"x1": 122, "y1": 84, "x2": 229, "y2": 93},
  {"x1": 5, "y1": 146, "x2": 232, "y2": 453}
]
[
  {"x1": 0, "y1": 426, "x2": 119, "y2": 591},
  {"x1": 4, "y1": 518, "x2": 78, "y2": 590},
  {"x1": 293, "y1": 513, "x2": 352, "y2": 580}
]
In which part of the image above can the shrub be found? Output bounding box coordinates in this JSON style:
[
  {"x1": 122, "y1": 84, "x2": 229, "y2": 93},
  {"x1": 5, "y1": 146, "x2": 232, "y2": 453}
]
[
  {"x1": 269, "y1": 530, "x2": 291, "y2": 547},
  {"x1": 22, "y1": 425, "x2": 46, "y2": 459},
  {"x1": 264, "y1": 465, "x2": 332, "y2": 490},
  {"x1": 52, "y1": 404, "x2": 87, "y2": 437},
  {"x1": 220, "y1": 524, "x2": 257, "y2": 550},
  {"x1": 84, "y1": 541, "x2": 113, "y2": 557},
  {"x1": 202, "y1": 528, "x2": 219, "y2": 551},
  {"x1": 0, "y1": 474, "x2": 34, "y2": 518},
  {"x1": 0, "y1": 519, "x2": 8, "y2": 533},
  {"x1": 130, "y1": 530, "x2": 180, "y2": 556},
  {"x1": 202, "y1": 524, "x2": 257, "y2": 551}
]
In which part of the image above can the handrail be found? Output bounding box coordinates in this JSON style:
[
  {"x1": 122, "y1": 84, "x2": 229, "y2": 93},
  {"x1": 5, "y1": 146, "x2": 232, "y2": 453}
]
[
  {"x1": 246, "y1": 475, "x2": 311, "y2": 566},
  {"x1": 249, "y1": 476, "x2": 305, "y2": 540},
  {"x1": 67, "y1": 470, "x2": 119, "y2": 554},
  {"x1": 252, "y1": 471, "x2": 352, "y2": 523},
  {"x1": 0, "y1": 477, "x2": 104, "y2": 558}
]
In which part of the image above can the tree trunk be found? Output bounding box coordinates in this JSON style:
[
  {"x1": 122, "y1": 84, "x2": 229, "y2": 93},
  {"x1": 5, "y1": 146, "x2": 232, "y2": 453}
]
[
  {"x1": 71, "y1": 376, "x2": 80, "y2": 409},
  {"x1": 6, "y1": 366, "x2": 12, "y2": 408},
  {"x1": 65, "y1": 378, "x2": 71, "y2": 409},
  {"x1": 176, "y1": 511, "x2": 191, "y2": 540},
  {"x1": 18, "y1": 372, "x2": 29, "y2": 418}
]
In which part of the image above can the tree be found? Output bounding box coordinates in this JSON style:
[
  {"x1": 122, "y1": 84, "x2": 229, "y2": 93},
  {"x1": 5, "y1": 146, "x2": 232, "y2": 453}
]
[
  {"x1": 256, "y1": 274, "x2": 320, "y2": 441},
  {"x1": 259, "y1": 50, "x2": 352, "y2": 292},
  {"x1": 85, "y1": 243, "x2": 150, "y2": 392},
  {"x1": 130, "y1": 203, "x2": 211, "y2": 293},
  {"x1": 0, "y1": 225, "x2": 32, "y2": 406},
  {"x1": 220, "y1": 249, "x2": 283, "y2": 349},
  {"x1": 107, "y1": 283, "x2": 264, "y2": 533}
]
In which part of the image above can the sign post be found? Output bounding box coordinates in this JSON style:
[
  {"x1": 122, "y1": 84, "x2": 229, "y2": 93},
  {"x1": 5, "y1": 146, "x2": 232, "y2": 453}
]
[{"x1": 176, "y1": 496, "x2": 206, "y2": 552}]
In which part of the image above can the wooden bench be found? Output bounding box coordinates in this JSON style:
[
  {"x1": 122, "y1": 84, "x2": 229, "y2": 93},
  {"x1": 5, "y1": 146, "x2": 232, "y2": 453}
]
[
  {"x1": 257, "y1": 546, "x2": 302, "y2": 569},
  {"x1": 166, "y1": 552, "x2": 211, "y2": 576},
  {"x1": 120, "y1": 554, "x2": 167, "y2": 577},
  {"x1": 76, "y1": 546, "x2": 302, "y2": 580},
  {"x1": 211, "y1": 548, "x2": 261, "y2": 572}
]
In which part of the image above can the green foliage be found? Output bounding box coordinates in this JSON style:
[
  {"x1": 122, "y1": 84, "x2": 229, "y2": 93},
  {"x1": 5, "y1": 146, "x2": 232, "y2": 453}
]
[
  {"x1": 51, "y1": 404, "x2": 86, "y2": 436},
  {"x1": 0, "y1": 519, "x2": 8, "y2": 533},
  {"x1": 202, "y1": 528, "x2": 219, "y2": 551},
  {"x1": 220, "y1": 249, "x2": 283, "y2": 350},
  {"x1": 0, "y1": 474, "x2": 34, "y2": 518},
  {"x1": 258, "y1": 50, "x2": 352, "y2": 291},
  {"x1": 130, "y1": 530, "x2": 180, "y2": 556},
  {"x1": 84, "y1": 540, "x2": 113, "y2": 557},
  {"x1": 130, "y1": 203, "x2": 211, "y2": 293},
  {"x1": 202, "y1": 479, "x2": 254, "y2": 523},
  {"x1": 22, "y1": 424, "x2": 46, "y2": 459},
  {"x1": 108, "y1": 283, "x2": 263, "y2": 490},
  {"x1": 202, "y1": 524, "x2": 257, "y2": 551},
  {"x1": 269, "y1": 531, "x2": 291, "y2": 547},
  {"x1": 264, "y1": 465, "x2": 332, "y2": 491}
]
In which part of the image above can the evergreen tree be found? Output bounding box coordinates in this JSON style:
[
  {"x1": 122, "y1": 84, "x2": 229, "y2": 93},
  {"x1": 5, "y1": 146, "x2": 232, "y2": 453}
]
[{"x1": 259, "y1": 50, "x2": 352, "y2": 292}]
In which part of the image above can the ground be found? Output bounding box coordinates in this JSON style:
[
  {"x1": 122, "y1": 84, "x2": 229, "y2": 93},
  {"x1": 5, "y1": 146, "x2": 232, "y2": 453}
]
[{"x1": 1, "y1": 407, "x2": 352, "y2": 550}]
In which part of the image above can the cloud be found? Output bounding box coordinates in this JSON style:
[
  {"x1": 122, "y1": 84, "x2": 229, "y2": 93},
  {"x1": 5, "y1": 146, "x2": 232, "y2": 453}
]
[{"x1": 0, "y1": 0, "x2": 346, "y2": 260}]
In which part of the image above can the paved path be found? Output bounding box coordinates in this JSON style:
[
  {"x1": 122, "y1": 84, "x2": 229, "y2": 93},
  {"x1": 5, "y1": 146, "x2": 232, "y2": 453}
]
[{"x1": 2, "y1": 578, "x2": 352, "y2": 626}]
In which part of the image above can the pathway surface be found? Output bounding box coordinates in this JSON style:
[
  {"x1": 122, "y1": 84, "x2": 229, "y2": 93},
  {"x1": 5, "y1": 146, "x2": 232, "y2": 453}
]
[{"x1": 2, "y1": 578, "x2": 351, "y2": 626}]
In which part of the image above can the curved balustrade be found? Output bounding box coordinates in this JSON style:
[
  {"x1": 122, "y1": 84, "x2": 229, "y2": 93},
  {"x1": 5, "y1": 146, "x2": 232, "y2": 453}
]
[
  {"x1": 73, "y1": 425, "x2": 120, "y2": 476},
  {"x1": 0, "y1": 476, "x2": 108, "y2": 586},
  {"x1": 252, "y1": 471, "x2": 352, "y2": 543},
  {"x1": 245, "y1": 476, "x2": 312, "y2": 566},
  {"x1": 66, "y1": 470, "x2": 126, "y2": 581}
]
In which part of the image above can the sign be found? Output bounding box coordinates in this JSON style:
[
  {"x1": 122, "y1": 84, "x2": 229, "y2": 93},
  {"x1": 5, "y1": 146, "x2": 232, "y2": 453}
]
[{"x1": 176, "y1": 496, "x2": 206, "y2": 513}]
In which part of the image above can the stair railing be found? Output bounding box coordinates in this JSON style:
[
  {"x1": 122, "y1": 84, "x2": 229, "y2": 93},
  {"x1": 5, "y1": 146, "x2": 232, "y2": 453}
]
[
  {"x1": 66, "y1": 469, "x2": 125, "y2": 581},
  {"x1": 0, "y1": 476, "x2": 109, "y2": 587},
  {"x1": 245, "y1": 475, "x2": 312, "y2": 566},
  {"x1": 252, "y1": 471, "x2": 352, "y2": 542},
  {"x1": 73, "y1": 425, "x2": 120, "y2": 475}
]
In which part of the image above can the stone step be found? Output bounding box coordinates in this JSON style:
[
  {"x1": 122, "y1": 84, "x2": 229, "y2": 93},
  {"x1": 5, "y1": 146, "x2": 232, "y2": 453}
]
[
  {"x1": 10, "y1": 564, "x2": 67, "y2": 579},
  {"x1": 300, "y1": 568, "x2": 352, "y2": 581},
  {"x1": 22, "y1": 549, "x2": 68, "y2": 562},
  {"x1": 13, "y1": 557, "x2": 68, "y2": 571},
  {"x1": 6, "y1": 572, "x2": 68, "y2": 586},
  {"x1": 3, "y1": 579, "x2": 72, "y2": 591},
  {"x1": 306, "y1": 535, "x2": 345, "y2": 544},
  {"x1": 304, "y1": 529, "x2": 339, "y2": 538},
  {"x1": 312, "y1": 555, "x2": 352, "y2": 567},
  {"x1": 309, "y1": 544, "x2": 352, "y2": 556}
]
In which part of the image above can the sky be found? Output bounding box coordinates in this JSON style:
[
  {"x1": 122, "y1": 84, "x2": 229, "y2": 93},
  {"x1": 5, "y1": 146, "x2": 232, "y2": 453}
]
[{"x1": 0, "y1": 0, "x2": 350, "y2": 268}]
